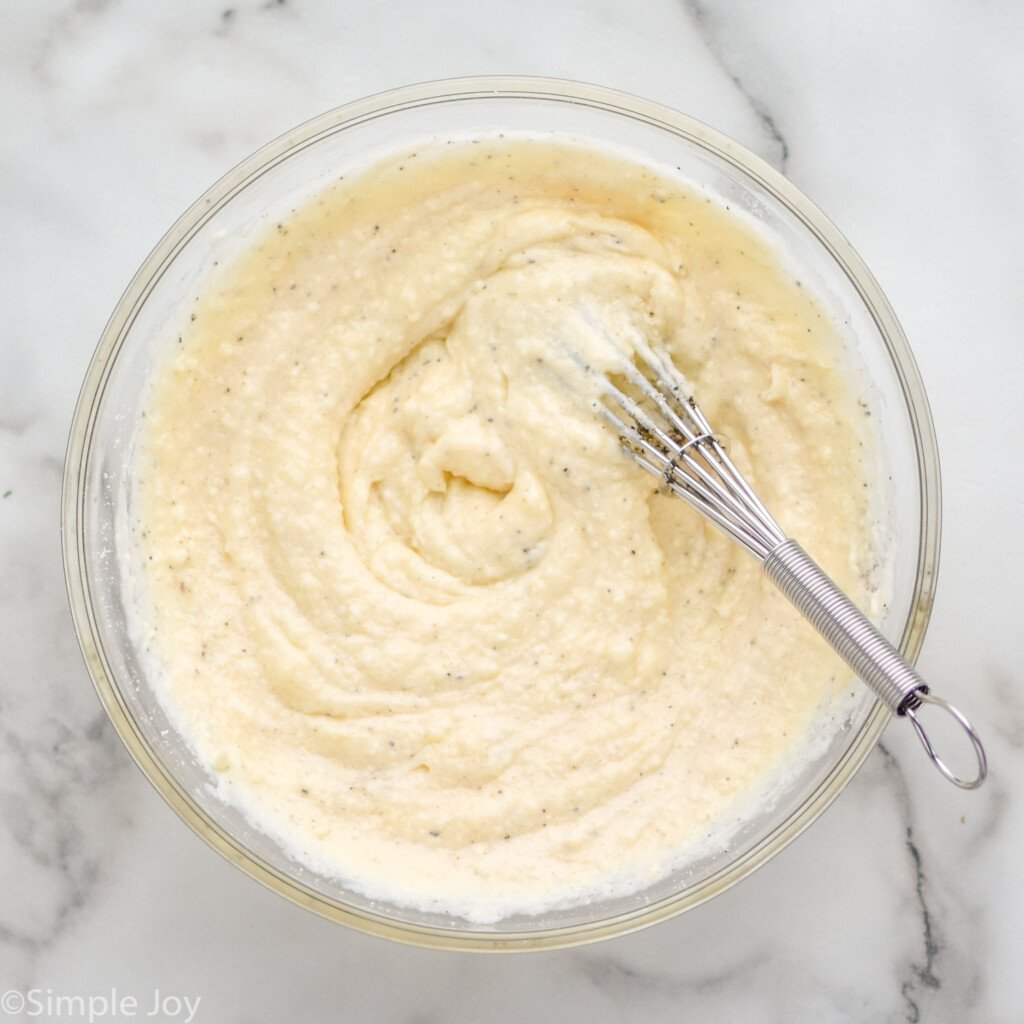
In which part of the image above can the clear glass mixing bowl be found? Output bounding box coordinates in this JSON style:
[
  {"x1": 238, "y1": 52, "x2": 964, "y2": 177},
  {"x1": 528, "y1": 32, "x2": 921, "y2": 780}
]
[{"x1": 61, "y1": 77, "x2": 940, "y2": 950}]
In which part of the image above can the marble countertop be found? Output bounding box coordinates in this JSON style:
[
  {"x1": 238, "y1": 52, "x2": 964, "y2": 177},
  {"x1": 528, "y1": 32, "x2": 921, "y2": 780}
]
[{"x1": 2, "y1": 1, "x2": 1022, "y2": 1021}]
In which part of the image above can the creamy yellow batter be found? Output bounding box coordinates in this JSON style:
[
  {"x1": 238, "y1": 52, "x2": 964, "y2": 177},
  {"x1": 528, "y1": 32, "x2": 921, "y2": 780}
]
[{"x1": 136, "y1": 139, "x2": 875, "y2": 921}]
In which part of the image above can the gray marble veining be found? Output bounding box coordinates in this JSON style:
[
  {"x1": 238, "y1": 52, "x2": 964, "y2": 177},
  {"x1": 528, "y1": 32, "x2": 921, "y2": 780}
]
[{"x1": 684, "y1": 0, "x2": 790, "y2": 171}]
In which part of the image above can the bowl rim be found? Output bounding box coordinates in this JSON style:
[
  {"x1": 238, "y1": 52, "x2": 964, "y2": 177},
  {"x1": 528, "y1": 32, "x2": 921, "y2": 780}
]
[{"x1": 61, "y1": 74, "x2": 942, "y2": 951}]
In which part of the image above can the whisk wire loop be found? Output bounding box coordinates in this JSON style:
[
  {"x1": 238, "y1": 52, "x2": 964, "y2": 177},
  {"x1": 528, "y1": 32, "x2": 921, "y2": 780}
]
[{"x1": 599, "y1": 377, "x2": 785, "y2": 560}]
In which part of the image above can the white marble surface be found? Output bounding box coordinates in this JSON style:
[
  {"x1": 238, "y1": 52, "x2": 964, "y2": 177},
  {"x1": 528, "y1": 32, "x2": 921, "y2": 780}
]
[{"x1": 2, "y1": 1, "x2": 1022, "y2": 1021}]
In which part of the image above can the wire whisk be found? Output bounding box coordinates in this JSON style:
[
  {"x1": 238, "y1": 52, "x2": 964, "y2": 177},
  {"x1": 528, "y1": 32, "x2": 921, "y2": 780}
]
[{"x1": 592, "y1": 328, "x2": 986, "y2": 790}]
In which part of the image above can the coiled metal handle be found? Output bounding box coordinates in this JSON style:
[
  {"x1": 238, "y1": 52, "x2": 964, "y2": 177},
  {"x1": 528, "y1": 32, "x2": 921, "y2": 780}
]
[{"x1": 763, "y1": 539, "x2": 986, "y2": 789}]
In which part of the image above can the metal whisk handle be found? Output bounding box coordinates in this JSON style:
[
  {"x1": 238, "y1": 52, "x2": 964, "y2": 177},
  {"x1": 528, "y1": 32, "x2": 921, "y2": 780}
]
[
  {"x1": 763, "y1": 539, "x2": 986, "y2": 789},
  {"x1": 764, "y1": 540, "x2": 922, "y2": 712}
]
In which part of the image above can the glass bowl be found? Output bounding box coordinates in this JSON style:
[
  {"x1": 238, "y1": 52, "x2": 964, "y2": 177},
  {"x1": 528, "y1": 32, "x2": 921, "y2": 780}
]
[{"x1": 61, "y1": 77, "x2": 940, "y2": 950}]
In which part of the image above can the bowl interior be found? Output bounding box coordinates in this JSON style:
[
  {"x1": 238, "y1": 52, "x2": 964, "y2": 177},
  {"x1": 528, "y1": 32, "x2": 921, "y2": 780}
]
[{"x1": 63, "y1": 79, "x2": 938, "y2": 949}]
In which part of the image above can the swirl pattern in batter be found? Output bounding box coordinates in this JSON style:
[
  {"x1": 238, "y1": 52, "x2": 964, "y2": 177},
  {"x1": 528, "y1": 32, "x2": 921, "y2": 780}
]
[{"x1": 136, "y1": 139, "x2": 875, "y2": 921}]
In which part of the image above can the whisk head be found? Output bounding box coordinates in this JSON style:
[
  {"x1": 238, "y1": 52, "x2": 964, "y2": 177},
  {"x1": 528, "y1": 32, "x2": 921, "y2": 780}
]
[{"x1": 593, "y1": 332, "x2": 786, "y2": 562}]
